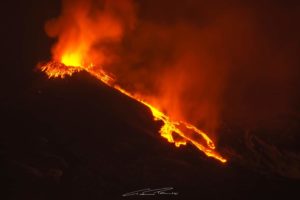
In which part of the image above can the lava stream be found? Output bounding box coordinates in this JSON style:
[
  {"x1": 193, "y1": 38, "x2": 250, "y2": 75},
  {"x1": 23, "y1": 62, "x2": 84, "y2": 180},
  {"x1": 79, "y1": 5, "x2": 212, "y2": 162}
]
[{"x1": 40, "y1": 61, "x2": 227, "y2": 163}]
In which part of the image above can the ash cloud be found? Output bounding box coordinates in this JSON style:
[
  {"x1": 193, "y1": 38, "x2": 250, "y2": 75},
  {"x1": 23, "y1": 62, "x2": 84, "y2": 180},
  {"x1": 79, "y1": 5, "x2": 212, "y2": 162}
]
[
  {"x1": 45, "y1": 0, "x2": 300, "y2": 134},
  {"x1": 45, "y1": 0, "x2": 300, "y2": 176},
  {"x1": 114, "y1": 0, "x2": 300, "y2": 136}
]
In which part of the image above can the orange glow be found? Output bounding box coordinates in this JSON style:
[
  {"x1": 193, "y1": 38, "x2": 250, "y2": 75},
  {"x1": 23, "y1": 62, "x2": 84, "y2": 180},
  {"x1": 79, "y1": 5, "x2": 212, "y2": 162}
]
[
  {"x1": 40, "y1": 60, "x2": 227, "y2": 163},
  {"x1": 39, "y1": 0, "x2": 227, "y2": 164}
]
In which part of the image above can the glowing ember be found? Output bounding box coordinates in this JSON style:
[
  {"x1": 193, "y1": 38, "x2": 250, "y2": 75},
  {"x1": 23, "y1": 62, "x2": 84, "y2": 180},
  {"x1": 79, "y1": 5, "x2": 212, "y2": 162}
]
[{"x1": 40, "y1": 61, "x2": 227, "y2": 163}]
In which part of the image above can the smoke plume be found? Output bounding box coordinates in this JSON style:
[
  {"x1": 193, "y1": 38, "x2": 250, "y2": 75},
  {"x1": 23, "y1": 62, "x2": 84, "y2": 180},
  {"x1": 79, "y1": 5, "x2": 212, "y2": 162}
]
[{"x1": 45, "y1": 0, "x2": 300, "y2": 174}]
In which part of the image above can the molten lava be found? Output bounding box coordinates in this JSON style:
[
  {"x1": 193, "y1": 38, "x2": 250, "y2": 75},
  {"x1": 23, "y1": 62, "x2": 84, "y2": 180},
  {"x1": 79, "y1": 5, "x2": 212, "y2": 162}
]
[{"x1": 40, "y1": 58, "x2": 227, "y2": 163}]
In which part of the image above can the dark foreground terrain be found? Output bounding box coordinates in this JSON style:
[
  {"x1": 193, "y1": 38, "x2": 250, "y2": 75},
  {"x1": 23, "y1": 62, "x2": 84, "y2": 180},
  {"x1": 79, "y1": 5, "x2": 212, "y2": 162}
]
[{"x1": 1, "y1": 72, "x2": 299, "y2": 200}]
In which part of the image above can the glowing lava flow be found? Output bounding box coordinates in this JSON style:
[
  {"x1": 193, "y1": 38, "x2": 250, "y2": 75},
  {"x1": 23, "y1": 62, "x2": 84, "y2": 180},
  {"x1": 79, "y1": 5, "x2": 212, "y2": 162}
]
[{"x1": 40, "y1": 61, "x2": 227, "y2": 163}]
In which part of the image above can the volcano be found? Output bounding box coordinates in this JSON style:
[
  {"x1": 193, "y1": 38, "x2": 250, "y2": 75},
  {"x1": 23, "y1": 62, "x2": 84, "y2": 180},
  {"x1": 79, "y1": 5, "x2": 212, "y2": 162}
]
[{"x1": 1, "y1": 0, "x2": 300, "y2": 199}]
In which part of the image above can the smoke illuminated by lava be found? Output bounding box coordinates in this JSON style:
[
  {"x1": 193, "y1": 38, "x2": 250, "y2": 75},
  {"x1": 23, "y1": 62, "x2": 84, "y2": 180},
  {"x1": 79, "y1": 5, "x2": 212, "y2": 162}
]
[{"x1": 39, "y1": 0, "x2": 228, "y2": 163}]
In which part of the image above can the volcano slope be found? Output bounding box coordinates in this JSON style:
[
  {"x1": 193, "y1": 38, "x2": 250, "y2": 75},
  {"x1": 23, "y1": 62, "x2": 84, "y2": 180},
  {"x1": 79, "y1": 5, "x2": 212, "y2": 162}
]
[{"x1": 1, "y1": 71, "x2": 299, "y2": 200}]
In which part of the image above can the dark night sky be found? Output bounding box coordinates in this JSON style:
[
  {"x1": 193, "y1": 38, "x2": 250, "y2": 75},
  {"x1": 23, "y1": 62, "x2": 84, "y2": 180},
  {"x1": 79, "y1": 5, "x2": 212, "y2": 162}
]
[{"x1": 1, "y1": 0, "x2": 300, "y2": 199}]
